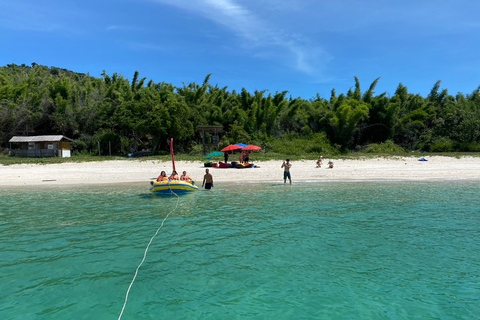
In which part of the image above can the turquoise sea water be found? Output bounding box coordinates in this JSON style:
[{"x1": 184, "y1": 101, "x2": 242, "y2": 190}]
[{"x1": 1, "y1": 182, "x2": 479, "y2": 319}]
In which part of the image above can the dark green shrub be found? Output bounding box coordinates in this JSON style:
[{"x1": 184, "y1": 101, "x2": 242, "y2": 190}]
[
  {"x1": 364, "y1": 140, "x2": 405, "y2": 153},
  {"x1": 430, "y1": 138, "x2": 454, "y2": 152}
]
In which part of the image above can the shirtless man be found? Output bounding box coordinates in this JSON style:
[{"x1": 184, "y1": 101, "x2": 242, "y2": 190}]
[
  {"x1": 281, "y1": 159, "x2": 292, "y2": 184},
  {"x1": 202, "y1": 169, "x2": 214, "y2": 189}
]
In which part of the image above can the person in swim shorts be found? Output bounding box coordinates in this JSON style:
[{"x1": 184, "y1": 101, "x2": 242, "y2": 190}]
[
  {"x1": 281, "y1": 159, "x2": 292, "y2": 184},
  {"x1": 202, "y1": 168, "x2": 214, "y2": 189}
]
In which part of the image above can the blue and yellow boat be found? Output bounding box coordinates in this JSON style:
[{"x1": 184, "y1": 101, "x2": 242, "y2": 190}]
[
  {"x1": 150, "y1": 180, "x2": 199, "y2": 195},
  {"x1": 150, "y1": 138, "x2": 199, "y2": 195}
]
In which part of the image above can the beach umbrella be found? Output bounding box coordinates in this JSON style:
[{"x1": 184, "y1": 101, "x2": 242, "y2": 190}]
[
  {"x1": 221, "y1": 144, "x2": 243, "y2": 152},
  {"x1": 241, "y1": 145, "x2": 262, "y2": 151},
  {"x1": 234, "y1": 143, "x2": 248, "y2": 148},
  {"x1": 204, "y1": 151, "x2": 224, "y2": 158}
]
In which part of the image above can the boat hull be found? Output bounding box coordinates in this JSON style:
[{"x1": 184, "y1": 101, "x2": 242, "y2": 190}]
[{"x1": 150, "y1": 180, "x2": 199, "y2": 195}]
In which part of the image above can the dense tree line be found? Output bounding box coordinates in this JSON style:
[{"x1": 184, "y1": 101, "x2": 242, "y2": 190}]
[{"x1": 1, "y1": 63, "x2": 480, "y2": 155}]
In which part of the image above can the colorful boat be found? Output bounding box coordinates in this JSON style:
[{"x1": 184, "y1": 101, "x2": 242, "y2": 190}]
[
  {"x1": 150, "y1": 180, "x2": 199, "y2": 195},
  {"x1": 149, "y1": 138, "x2": 199, "y2": 195}
]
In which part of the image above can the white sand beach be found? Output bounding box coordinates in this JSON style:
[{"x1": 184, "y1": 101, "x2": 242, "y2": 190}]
[{"x1": 1, "y1": 156, "x2": 480, "y2": 187}]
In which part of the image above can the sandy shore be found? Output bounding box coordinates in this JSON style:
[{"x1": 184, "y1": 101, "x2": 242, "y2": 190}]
[{"x1": 1, "y1": 156, "x2": 480, "y2": 187}]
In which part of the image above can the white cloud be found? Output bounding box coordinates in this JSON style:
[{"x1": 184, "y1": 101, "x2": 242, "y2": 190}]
[{"x1": 151, "y1": 0, "x2": 330, "y2": 74}]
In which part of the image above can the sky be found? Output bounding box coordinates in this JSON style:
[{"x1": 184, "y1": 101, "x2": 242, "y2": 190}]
[{"x1": 1, "y1": 0, "x2": 479, "y2": 100}]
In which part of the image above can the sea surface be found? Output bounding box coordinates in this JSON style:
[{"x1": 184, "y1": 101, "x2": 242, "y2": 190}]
[{"x1": 1, "y1": 181, "x2": 479, "y2": 319}]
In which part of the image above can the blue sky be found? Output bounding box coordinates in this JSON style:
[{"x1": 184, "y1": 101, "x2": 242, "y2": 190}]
[{"x1": 1, "y1": 0, "x2": 479, "y2": 99}]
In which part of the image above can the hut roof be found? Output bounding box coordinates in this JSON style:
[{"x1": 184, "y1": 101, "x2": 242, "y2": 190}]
[{"x1": 9, "y1": 135, "x2": 74, "y2": 143}]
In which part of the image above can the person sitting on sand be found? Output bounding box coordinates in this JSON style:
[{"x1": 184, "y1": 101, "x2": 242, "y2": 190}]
[
  {"x1": 180, "y1": 171, "x2": 192, "y2": 182},
  {"x1": 316, "y1": 156, "x2": 323, "y2": 168},
  {"x1": 327, "y1": 160, "x2": 334, "y2": 169},
  {"x1": 157, "y1": 171, "x2": 168, "y2": 182},
  {"x1": 169, "y1": 170, "x2": 179, "y2": 180}
]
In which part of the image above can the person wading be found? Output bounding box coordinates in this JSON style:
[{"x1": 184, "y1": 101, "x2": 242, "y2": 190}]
[{"x1": 202, "y1": 169, "x2": 214, "y2": 189}]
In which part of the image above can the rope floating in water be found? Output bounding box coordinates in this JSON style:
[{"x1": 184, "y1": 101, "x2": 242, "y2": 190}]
[{"x1": 118, "y1": 189, "x2": 180, "y2": 319}]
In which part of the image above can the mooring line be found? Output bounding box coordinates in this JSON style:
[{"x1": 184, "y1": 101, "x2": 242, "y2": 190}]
[{"x1": 118, "y1": 190, "x2": 180, "y2": 320}]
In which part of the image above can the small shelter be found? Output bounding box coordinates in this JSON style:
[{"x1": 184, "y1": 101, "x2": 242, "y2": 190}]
[{"x1": 9, "y1": 135, "x2": 74, "y2": 158}]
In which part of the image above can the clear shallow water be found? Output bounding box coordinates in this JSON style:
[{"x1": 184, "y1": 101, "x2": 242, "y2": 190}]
[{"x1": 1, "y1": 182, "x2": 479, "y2": 319}]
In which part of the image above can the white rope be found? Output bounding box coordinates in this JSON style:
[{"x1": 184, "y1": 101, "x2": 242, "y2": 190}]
[{"x1": 118, "y1": 190, "x2": 180, "y2": 320}]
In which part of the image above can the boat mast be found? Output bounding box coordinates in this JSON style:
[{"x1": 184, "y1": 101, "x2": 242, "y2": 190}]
[{"x1": 170, "y1": 138, "x2": 176, "y2": 172}]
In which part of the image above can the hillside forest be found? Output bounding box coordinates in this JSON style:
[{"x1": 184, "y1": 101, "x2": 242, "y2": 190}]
[{"x1": 1, "y1": 63, "x2": 480, "y2": 156}]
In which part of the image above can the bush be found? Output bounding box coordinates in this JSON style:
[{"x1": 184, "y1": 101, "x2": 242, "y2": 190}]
[
  {"x1": 456, "y1": 142, "x2": 480, "y2": 152},
  {"x1": 430, "y1": 137, "x2": 454, "y2": 152},
  {"x1": 364, "y1": 140, "x2": 405, "y2": 153},
  {"x1": 266, "y1": 133, "x2": 336, "y2": 155},
  {"x1": 189, "y1": 143, "x2": 204, "y2": 155}
]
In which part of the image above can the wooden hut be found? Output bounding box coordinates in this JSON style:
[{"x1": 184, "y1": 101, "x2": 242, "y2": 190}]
[{"x1": 9, "y1": 135, "x2": 74, "y2": 158}]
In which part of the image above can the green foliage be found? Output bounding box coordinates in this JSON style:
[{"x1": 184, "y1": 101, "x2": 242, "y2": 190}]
[
  {"x1": 227, "y1": 124, "x2": 251, "y2": 143},
  {"x1": 266, "y1": 133, "x2": 336, "y2": 155},
  {"x1": 94, "y1": 129, "x2": 122, "y2": 155},
  {"x1": 329, "y1": 100, "x2": 369, "y2": 150},
  {"x1": 457, "y1": 142, "x2": 480, "y2": 152},
  {"x1": 1, "y1": 65, "x2": 480, "y2": 157},
  {"x1": 363, "y1": 140, "x2": 405, "y2": 153},
  {"x1": 430, "y1": 137, "x2": 454, "y2": 152}
]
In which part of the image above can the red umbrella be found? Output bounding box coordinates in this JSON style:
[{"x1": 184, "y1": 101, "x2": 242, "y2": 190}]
[
  {"x1": 221, "y1": 144, "x2": 243, "y2": 152},
  {"x1": 241, "y1": 145, "x2": 262, "y2": 151}
]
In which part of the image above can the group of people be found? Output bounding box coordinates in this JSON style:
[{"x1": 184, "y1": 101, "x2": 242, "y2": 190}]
[
  {"x1": 156, "y1": 169, "x2": 214, "y2": 189},
  {"x1": 281, "y1": 156, "x2": 335, "y2": 184},
  {"x1": 316, "y1": 156, "x2": 334, "y2": 169},
  {"x1": 238, "y1": 151, "x2": 250, "y2": 164},
  {"x1": 223, "y1": 151, "x2": 250, "y2": 165},
  {"x1": 157, "y1": 155, "x2": 335, "y2": 189},
  {"x1": 156, "y1": 170, "x2": 191, "y2": 182}
]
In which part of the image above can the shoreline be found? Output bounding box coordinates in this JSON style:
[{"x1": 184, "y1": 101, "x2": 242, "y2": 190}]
[{"x1": 1, "y1": 156, "x2": 480, "y2": 188}]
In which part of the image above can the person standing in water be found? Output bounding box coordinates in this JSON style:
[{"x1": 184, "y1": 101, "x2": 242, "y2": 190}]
[
  {"x1": 281, "y1": 159, "x2": 292, "y2": 184},
  {"x1": 202, "y1": 168, "x2": 214, "y2": 189}
]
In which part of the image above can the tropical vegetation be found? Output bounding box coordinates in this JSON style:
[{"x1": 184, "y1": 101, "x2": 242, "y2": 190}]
[{"x1": 1, "y1": 63, "x2": 480, "y2": 156}]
